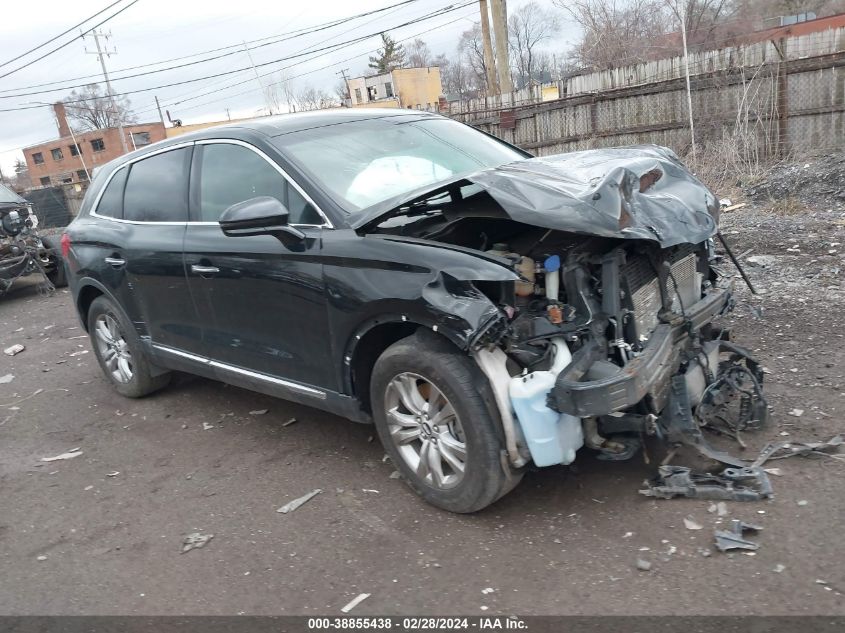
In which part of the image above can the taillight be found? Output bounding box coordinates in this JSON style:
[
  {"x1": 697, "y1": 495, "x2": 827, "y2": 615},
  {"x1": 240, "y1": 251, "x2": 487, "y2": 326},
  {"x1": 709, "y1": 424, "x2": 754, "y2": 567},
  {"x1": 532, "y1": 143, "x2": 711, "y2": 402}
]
[{"x1": 60, "y1": 233, "x2": 71, "y2": 258}]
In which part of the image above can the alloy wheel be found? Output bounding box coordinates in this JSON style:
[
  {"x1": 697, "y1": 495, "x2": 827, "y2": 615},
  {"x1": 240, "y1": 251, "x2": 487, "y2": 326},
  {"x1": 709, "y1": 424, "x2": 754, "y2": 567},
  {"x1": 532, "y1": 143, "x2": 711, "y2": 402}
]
[
  {"x1": 384, "y1": 372, "x2": 467, "y2": 490},
  {"x1": 94, "y1": 313, "x2": 133, "y2": 384}
]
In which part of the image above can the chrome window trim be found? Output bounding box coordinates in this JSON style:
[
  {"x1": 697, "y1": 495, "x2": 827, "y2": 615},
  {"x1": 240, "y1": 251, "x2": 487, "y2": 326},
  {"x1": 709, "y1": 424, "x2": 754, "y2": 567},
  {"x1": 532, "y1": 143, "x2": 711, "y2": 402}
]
[
  {"x1": 195, "y1": 138, "x2": 333, "y2": 229},
  {"x1": 90, "y1": 142, "x2": 194, "y2": 225},
  {"x1": 152, "y1": 344, "x2": 326, "y2": 399}
]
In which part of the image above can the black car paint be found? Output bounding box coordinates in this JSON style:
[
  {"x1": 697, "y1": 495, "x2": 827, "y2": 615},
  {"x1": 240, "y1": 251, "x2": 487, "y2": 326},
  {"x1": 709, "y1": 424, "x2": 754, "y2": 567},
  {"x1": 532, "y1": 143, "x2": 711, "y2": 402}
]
[{"x1": 65, "y1": 111, "x2": 518, "y2": 423}]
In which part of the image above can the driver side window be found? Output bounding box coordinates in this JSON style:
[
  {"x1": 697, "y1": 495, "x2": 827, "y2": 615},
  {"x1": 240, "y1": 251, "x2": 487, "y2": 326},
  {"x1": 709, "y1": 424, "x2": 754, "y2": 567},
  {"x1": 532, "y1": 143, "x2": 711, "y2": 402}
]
[{"x1": 197, "y1": 143, "x2": 321, "y2": 224}]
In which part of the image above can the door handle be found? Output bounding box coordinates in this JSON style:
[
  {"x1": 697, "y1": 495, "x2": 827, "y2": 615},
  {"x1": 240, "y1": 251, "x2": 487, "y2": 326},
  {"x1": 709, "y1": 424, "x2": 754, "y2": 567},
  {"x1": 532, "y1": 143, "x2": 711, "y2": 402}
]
[
  {"x1": 191, "y1": 264, "x2": 220, "y2": 275},
  {"x1": 104, "y1": 256, "x2": 125, "y2": 267}
]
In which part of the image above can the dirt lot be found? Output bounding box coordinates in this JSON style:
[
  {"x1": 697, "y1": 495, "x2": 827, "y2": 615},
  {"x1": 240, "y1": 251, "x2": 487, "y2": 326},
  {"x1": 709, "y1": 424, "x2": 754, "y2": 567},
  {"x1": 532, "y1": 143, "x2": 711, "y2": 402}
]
[{"x1": 1, "y1": 200, "x2": 843, "y2": 616}]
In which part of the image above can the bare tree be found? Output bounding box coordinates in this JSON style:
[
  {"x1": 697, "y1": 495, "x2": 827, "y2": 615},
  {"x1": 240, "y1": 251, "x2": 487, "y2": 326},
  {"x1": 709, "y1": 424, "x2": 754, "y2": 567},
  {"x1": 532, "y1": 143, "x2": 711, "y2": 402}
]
[
  {"x1": 295, "y1": 85, "x2": 337, "y2": 111},
  {"x1": 62, "y1": 83, "x2": 136, "y2": 131},
  {"x1": 264, "y1": 72, "x2": 300, "y2": 113},
  {"x1": 508, "y1": 1, "x2": 560, "y2": 88},
  {"x1": 665, "y1": 0, "x2": 733, "y2": 50},
  {"x1": 13, "y1": 158, "x2": 30, "y2": 189},
  {"x1": 458, "y1": 23, "x2": 490, "y2": 89},
  {"x1": 406, "y1": 38, "x2": 433, "y2": 67}
]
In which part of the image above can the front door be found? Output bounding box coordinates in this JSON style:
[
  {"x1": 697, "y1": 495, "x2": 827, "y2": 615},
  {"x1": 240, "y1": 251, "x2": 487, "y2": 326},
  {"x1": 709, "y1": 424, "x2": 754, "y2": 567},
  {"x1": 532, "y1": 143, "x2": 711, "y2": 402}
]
[{"x1": 183, "y1": 141, "x2": 335, "y2": 390}]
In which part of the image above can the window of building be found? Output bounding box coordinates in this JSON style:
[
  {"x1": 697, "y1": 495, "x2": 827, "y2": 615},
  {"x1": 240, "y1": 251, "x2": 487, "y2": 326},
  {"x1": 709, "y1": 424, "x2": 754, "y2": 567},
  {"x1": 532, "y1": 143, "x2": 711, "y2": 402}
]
[
  {"x1": 77, "y1": 170, "x2": 88, "y2": 181},
  {"x1": 51, "y1": 148, "x2": 63, "y2": 161},
  {"x1": 123, "y1": 148, "x2": 190, "y2": 222},
  {"x1": 58, "y1": 172, "x2": 73, "y2": 184},
  {"x1": 198, "y1": 143, "x2": 320, "y2": 224},
  {"x1": 39, "y1": 176, "x2": 50, "y2": 186},
  {"x1": 90, "y1": 138, "x2": 105, "y2": 152},
  {"x1": 384, "y1": 82, "x2": 394, "y2": 97},
  {"x1": 32, "y1": 152, "x2": 44, "y2": 165},
  {"x1": 131, "y1": 131, "x2": 151, "y2": 147},
  {"x1": 69, "y1": 144, "x2": 81, "y2": 156},
  {"x1": 354, "y1": 88, "x2": 362, "y2": 104},
  {"x1": 95, "y1": 168, "x2": 128, "y2": 218}
]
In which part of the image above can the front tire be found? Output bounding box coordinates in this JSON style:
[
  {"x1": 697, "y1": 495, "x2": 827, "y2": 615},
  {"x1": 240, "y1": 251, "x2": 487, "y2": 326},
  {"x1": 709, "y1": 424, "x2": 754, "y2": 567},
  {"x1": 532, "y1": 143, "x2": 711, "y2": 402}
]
[
  {"x1": 87, "y1": 296, "x2": 170, "y2": 398},
  {"x1": 370, "y1": 331, "x2": 516, "y2": 513}
]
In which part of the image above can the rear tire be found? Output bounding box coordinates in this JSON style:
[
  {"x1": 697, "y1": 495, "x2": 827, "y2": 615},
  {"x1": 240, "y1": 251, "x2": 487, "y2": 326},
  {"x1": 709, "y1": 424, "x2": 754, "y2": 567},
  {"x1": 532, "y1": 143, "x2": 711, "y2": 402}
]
[
  {"x1": 370, "y1": 331, "x2": 517, "y2": 513},
  {"x1": 87, "y1": 295, "x2": 170, "y2": 398},
  {"x1": 39, "y1": 236, "x2": 67, "y2": 287}
]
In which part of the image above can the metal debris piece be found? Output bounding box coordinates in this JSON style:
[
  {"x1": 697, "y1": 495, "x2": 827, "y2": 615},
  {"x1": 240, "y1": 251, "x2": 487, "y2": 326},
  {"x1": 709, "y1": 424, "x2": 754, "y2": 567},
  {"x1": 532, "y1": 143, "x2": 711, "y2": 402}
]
[
  {"x1": 340, "y1": 593, "x2": 370, "y2": 613},
  {"x1": 276, "y1": 488, "x2": 322, "y2": 514},
  {"x1": 4, "y1": 344, "x2": 25, "y2": 356},
  {"x1": 181, "y1": 532, "x2": 214, "y2": 553},
  {"x1": 714, "y1": 519, "x2": 762, "y2": 552},
  {"x1": 0, "y1": 374, "x2": 13, "y2": 384},
  {"x1": 753, "y1": 435, "x2": 844, "y2": 466},
  {"x1": 636, "y1": 559, "x2": 652, "y2": 571},
  {"x1": 249, "y1": 409, "x2": 268, "y2": 415},
  {"x1": 282, "y1": 418, "x2": 297, "y2": 427},
  {"x1": 684, "y1": 517, "x2": 703, "y2": 530},
  {"x1": 40, "y1": 448, "x2": 83, "y2": 462},
  {"x1": 640, "y1": 465, "x2": 773, "y2": 501}
]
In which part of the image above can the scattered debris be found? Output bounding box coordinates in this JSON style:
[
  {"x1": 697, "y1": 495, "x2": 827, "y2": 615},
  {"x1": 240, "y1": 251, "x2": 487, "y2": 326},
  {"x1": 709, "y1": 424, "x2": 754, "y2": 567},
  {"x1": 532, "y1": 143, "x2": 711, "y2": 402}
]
[
  {"x1": 481, "y1": 587, "x2": 495, "y2": 594},
  {"x1": 106, "y1": 471, "x2": 120, "y2": 477},
  {"x1": 708, "y1": 502, "x2": 728, "y2": 516},
  {"x1": 282, "y1": 418, "x2": 298, "y2": 427},
  {"x1": 68, "y1": 350, "x2": 88, "y2": 357},
  {"x1": 362, "y1": 489, "x2": 380, "y2": 494},
  {"x1": 181, "y1": 532, "x2": 214, "y2": 553},
  {"x1": 277, "y1": 488, "x2": 322, "y2": 514},
  {"x1": 714, "y1": 519, "x2": 763, "y2": 552},
  {"x1": 622, "y1": 531, "x2": 633, "y2": 538},
  {"x1": 249, "y1": 409, "x2": 268, "y2": 415},
  {"x1": 683, "y1": 517, "x2": 703, "y2": 530},
  {"x1": 753, "y1": 435, "x2": 844, "y2": 465},
  {"x1": 764, "y1": 468, "x2": 783, "y2": 476},
  {"x1": 640, "y1": 465, "x2": 773, "y2": 501},
  {"x1": 202, "y1": 422, "x2": 214, "y2": 430},
  {"x1": 84, "y1": 485, "x2": 93, "y2": 491},
  {"x1": 0, "y1": 374, "x2": 13, "y2": 384},
  {"x1": 388, "y1": 471, "x2": 401, "y2": 479},
  {"x1": 698, "y1": 548, "x2": 712, "y2": 558},
  {"x1": 773, "y1": 564, "x2": 786, "y2": 573},
  {"x1": 797, "y1": 499, "x2": 808, "y2": 506},
  {"x1": 340, "y1": 593, "x2": 370, "y2": 613},
  {"x1": 787, "y1": 409, "x2": 804, "y2": 417},
  {"x1": 40, "y1": 448, "x2": 83, "y2": 462},
  {"x1": 4, "y1": 344, "x2": 25, "y2": 356},
  {"x1": 636, "y1": 559, "x2": 652, "y2": 571},
  {"x1": 36, "y1": 555, "x2": 47, "y2": 561}
]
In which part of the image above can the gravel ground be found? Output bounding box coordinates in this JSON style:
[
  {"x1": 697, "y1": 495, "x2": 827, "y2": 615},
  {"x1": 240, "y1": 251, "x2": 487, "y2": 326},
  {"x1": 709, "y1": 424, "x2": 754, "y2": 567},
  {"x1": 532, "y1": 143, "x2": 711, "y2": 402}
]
[{"x1": 0, "y1": 198, "x2": 843, "y2": 616}]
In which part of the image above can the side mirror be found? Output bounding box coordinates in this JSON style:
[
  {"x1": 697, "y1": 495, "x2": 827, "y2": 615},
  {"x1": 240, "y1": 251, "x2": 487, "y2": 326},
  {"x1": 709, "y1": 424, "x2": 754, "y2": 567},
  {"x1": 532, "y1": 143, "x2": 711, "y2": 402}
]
[{"x1": 218, "y1": 196, "x2": 305, "y2": 240}]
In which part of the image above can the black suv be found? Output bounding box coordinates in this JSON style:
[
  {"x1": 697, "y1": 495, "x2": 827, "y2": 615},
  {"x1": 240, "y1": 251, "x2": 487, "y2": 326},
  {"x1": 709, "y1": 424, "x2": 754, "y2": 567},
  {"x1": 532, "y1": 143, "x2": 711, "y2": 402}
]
[{"x1": 65, "y1": 109, "x2": 765, "y2": 512}]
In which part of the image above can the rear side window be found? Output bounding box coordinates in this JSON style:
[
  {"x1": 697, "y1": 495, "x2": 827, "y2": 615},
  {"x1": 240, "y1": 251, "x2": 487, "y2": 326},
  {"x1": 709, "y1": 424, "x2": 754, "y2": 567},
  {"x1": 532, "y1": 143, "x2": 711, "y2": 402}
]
[
  {"x1": 198, "y1": 143, "x2": 321, "y2": 224},
  {"x1": 95, "y1": 168, "x2": 128, "y2": 218},
  {"x1": 123, "y1": 148, "x2": 190, "y2": 222}
]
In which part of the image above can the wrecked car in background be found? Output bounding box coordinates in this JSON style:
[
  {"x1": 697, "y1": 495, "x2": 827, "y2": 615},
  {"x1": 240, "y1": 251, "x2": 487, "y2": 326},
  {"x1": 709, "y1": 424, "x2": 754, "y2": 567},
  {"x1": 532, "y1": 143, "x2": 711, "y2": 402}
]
[
  {"x1": 0, "y1": 183, "x2": 66, "y2": 296},
  {"x1": 63, "y1": 109, "x2": 766, "y2": 513}
]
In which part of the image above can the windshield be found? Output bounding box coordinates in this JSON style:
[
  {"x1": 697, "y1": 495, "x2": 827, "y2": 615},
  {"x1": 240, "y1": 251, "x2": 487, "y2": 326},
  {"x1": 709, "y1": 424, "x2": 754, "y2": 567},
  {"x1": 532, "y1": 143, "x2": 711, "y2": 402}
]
[{"x1": 273, "y1": 116, "x2": 526, "y2": 212}]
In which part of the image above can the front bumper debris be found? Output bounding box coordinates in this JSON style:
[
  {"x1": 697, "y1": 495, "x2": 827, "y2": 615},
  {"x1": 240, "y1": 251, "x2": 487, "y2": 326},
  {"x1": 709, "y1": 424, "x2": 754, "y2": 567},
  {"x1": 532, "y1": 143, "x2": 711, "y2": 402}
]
[{"x1": 640, "y1": 465, "x2": 774, "y2": 501}]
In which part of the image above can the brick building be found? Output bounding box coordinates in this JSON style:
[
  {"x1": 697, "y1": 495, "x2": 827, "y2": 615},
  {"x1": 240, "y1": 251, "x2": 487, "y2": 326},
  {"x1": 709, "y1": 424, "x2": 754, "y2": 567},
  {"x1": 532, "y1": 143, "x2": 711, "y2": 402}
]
[{"x1": 23, "y1": 103, "x2": 165, "y2": 188}]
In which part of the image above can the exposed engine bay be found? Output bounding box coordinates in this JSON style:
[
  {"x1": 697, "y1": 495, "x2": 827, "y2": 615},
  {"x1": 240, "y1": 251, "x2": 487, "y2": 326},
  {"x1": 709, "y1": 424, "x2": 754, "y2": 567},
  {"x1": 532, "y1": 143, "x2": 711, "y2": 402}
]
[{"x1": 364, "y1": 147, "x2": 768, "y2": 470}]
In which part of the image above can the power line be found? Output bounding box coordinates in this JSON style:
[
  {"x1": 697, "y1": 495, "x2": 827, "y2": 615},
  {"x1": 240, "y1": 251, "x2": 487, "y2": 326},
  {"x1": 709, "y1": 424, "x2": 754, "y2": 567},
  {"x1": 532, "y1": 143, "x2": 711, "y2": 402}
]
[
  {"x1": 0, "y1": 0, "x2": 141, "y2": 81},
  {"x1": 0, "y1": 0, "x2": 420, "y2": 97},
  {"x1": 0, "y1": 0, "x2": 127, "y2": 70},
  {"x1": 0, "y1": 2, "x2": 474, "y2": 113}
]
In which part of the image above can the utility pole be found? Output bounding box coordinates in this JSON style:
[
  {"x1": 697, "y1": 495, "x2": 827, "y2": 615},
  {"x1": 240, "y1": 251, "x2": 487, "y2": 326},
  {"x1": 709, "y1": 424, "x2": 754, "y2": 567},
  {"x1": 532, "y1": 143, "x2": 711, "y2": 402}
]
[
  {"x1": 336, "y1": 68, "x2": 351, "y2": 104},
  {"x1": 84, "y1": 30, "x2": 128, "y2": 154},
  {"x1": 243, "y1": 40, "x2": 274, "y2": 115},
  {"x1": 490, "y1": 0, "x2": 512, "y2": 94},
  {"x1": 154, "y1": 96, "x2": 166, "y2": 128},
  {"x1": 479, "y1": 0, "x2": 499, "y2": 94}
]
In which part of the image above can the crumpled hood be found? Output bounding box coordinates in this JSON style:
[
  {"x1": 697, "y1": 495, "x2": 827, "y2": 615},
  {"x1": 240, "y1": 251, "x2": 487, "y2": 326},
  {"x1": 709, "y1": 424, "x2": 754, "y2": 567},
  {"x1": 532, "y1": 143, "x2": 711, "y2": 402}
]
[{"x1": 354, "y1": 145, "x2": 720, "y2": 248}]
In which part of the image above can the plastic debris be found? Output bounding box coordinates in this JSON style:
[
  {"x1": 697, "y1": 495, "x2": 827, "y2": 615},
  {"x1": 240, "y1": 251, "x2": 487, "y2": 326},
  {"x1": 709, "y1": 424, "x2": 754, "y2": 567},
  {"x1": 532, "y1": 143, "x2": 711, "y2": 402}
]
[
  {"x1": 362, "y1": 489, "x2": 380, "y2": 494},
  {"x1": 636, "y1": 559, "x2": 652, "y2": 571},
  {"x1": 40, "y1": 448, "x2": 83, "y2": 462},
  {"x1": 202, "y1": 422, "x2": 214, "y2": 430},
  {"x1": 282, "y1": 418, "x2": 298, "y2": 427},
  {"x1": 4, "y1": 344, "x2": 25, "y2": 356},
  {"x1": 788, "y1": 409, "x2": 804, "y2": 417},
  {"x1": 773, "y1": 564, "x2": 786, "y2": 573},
  {"x1": 249, "y1": 409, "x2": 268, "y2": 415},
  {"x1": 708, "y1": 502, "x2": 728, "y2": 516},
  {"x1": 388, "y1": 471, "x2": 401, "y2": 479},
  {"x1": 36, "y1": 555, "x2": 47, "y2": 561},
  {"x1": 622, "y1": 531, "x2": 633, "y2": 538},
  {"x1": 340, "y1": 593, "x2": 370, "y2": 613},
  {"x1": 797, "y1": 499, "x2": 808, "y2": 506},
  {"x1": 714, "y1": 519, "x2": 762, "y2": 552},
  {"x1": 181, "y1": 532, "x2": 214, "y2": 553},
  {"x1": 684, "y1": 517, "x2": 703, "y2": 530},
  {"x1": 277, "y1": 488, "x2": 321, "y2": 514},
  {"x1": 481, "y1": 588, "x2": 495, "y2": 594},
  {"x1": 764, "y1": 468, "x2": 783, "y2": 476},
  {"x1": 106, "y1": 471, "x2": 120, "y2": 477},
  {"x1": 0, "y1": 374, "x2": 13, "y2": 384}
]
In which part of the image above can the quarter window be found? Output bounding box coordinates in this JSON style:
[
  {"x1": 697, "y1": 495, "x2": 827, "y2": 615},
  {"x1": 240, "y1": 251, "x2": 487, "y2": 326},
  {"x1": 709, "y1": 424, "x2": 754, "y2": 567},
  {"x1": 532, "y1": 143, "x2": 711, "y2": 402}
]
[
  {"x1": 123, "y1": 148, "x2": 190, "y2": 222},
  {"x1": 197, "y1": 143, "x2": 321, "y2": 224},
  {"x1": 95, "y1": 167, "x2": 128, "y2": 218}
]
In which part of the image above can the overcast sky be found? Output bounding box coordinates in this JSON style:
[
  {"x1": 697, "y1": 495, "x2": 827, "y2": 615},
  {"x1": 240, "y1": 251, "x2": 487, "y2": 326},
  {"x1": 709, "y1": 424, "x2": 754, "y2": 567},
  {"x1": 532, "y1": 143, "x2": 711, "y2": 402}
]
[{"x1": 0, "y1": 0, "x2": 579, "y2": 176}]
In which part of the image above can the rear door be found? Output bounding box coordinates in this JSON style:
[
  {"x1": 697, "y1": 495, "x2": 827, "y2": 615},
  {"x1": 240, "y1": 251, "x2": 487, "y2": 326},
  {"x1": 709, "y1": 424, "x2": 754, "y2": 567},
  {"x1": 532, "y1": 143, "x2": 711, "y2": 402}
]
[
  {"x1": 117, "y1": 145, "x2": 200, "y2": 353},
  {"x1": 183, "y1": 140, "x2": 334, "y2": 389}
]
